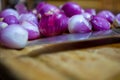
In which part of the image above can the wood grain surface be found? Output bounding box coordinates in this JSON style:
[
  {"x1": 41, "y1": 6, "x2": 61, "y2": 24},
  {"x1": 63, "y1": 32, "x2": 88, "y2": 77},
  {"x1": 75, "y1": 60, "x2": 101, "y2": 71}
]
[{"x1": 0, "y1": 43, "x2": 120, "y2": 80}]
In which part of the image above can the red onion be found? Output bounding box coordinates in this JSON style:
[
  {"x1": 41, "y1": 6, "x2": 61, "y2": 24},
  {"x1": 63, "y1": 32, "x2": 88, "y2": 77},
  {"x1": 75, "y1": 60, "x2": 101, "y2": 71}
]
[
  {"x1": 0, "y1": 8, "x2": 19, "y2": 19},
  {"x1": 90, "y1": 16, "x2": 111, "y2": 31},
  {"x1": 68, "y1": 14, "x2": 92, "y2": 33},
  {"x1": 85, "y1": 9, "x2": 96, "y2": 15},
  {"x1": 39, "y1": 12, "x2": 68, "y2": 37},
  {"x1": 19, "y1": 13, "x2": 38, "y2": 25},
  {"x1": 3, "y1": 15, "x2": 19, "y2": 25},
  {"x1": 37, "y1": 3, "x2": 60, "y2": 16},
  {"x1": 61, "y1": 2, "x2": 84, "y2": 17},
  {"x1": 97, "y1": 10, "x2": 115, "y2": 24},
  {"x1": 0, "y1": 24, "x2": 28, "y2": 49},
  {"x1": 21, "y1": 21, "x2": 40, "y2": 40},
  {"x1": 36, "y1": 2, "x2": 46, "y2": 13}
]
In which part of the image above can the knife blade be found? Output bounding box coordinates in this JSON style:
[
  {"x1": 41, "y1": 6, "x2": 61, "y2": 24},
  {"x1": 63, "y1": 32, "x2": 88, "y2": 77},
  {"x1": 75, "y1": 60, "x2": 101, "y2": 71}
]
[
  {"x1": 25, "y1": 28, "x2": 120, "y2": 57},
  {"x1": 27, "y1": 28, "x2": 120, "y2": 46}
]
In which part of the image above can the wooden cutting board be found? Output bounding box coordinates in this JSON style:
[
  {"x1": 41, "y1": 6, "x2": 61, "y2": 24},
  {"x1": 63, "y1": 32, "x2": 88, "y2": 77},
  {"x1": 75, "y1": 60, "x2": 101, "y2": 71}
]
[{"x1": 0, "y1": 42, "x2": 120, "y2": 80}]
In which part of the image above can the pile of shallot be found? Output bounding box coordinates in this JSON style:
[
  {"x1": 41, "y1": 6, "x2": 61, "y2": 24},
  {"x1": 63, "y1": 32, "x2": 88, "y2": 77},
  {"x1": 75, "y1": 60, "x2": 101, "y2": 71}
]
[{"x1": 0, "y1": 1, "x2": 119, "y2": 49}]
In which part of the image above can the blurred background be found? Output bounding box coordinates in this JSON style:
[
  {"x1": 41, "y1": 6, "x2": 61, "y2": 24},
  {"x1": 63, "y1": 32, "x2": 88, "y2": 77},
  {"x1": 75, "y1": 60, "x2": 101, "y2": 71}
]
[{"x1": 0, "y1": 0, "x2": 120, "y2": 14}]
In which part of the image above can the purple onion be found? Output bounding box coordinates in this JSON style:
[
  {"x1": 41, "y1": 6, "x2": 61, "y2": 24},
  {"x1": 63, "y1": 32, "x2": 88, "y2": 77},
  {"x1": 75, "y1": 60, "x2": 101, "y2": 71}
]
[
  {"x1": 85, "y1": 9, "x2": 96, "y2": 15},
  {"x1": 0, "y1": 24, "x2": 28, "y2": 49},
  {"x1": 0, "y1": 8, "x2": 19, "y2": 19},
  {"x1": 19, "y1": 13, "x2": 38, "y2": 25},
  {"x1": 37, "y1": 4, "x2": 60, "y2": 16},
  {"x1": 39, "y1": 12, "x2": 68, "y2": 37},
  {"x1": 36, "y1": 2, "x2": 46, "y2": 13},
  {"x1": 3, "y1": 15, "x2": 19, "y2": 25},
  {"x1": 97, "y1": 10, "x2": 115, "y2": 23},
  {"x1": 68, "y1": 15, "x2": 92, "y2": 33},
  {"x1": 61, "y1": 2, "x2": 84, "y2": 17},
  {"x1": 21, "y1": 21, "x2": 40, "y2": 40},
  {"x1": 90, "y1": 16, "x2": 111, "y2": 31}
]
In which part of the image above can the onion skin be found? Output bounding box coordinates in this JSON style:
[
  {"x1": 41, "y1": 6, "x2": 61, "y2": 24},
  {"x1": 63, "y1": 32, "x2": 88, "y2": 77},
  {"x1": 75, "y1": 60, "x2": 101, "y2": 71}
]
[
  {"x1": 90, "y1": 16, "x2": 111, "y2": 31},
  {"x1": 21, "y1": 21, "x2": 40, "y2": 40},
  {"x1": 61, "y1": 2, "x2": 83, "y2": 17},
  {"x1": 68, "y1": 15, "x2": 92, "y2": 33},
  {"x1": 19, "y1": 13, "x2": 38, "y2": 25},
  {"x1": 0, "y1": 24, "x2": 28, "y2": 49},
  {"x1": 39, "y1": 12, "x2": 68, "y2": 37},
  {"x1": 97, "y1": 10, "x2": 115, "y2": 24},
  {"x1": 37, "y1": 4, "x2": 60, "y2": 16},
  {"x1": 0, "y1": 8, "x2": 19, "y2": 19},
  {"x1": 15, "y1": 3, "x2": 28, "y2": 14},
  {"x1": 36, "y1": 2, "x2": 47, "y2": 13},
  {"x1": 3, "y1": 15, "x2": 19, "y2": 25}
]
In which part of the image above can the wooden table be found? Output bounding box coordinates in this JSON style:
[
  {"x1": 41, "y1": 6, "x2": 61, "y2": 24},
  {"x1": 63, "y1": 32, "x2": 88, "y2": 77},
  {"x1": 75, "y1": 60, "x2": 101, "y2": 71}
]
[{"x1": 0, "y1": 43, "x2": 120, "y2": 80}]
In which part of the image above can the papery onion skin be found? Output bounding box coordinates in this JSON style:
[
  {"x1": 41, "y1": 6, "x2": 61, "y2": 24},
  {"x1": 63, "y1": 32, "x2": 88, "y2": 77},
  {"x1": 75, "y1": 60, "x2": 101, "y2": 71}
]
[
  {"x1": 61, "y1": 2, "x2": 84, "y2": 17},
  {"x1": 19, "y1": 13, "x2": 38, "y2": 25},
  {"x1": 0, "y1": 24, "x2": 28, "y2": 49},
  {"x1": 68, "y1": 15, "x2": 92, "y2": 33},
  {"x1": 3, "y1": 15, "x2": 19, "y2": 25},
  {"x1": 97, "y1": 10, "x2": 115, "y2": 24},
  {"x1": 0, "y1": 9, "x2": 19, "y2": 19},
  {"x1": 90, "y1": 16, "x2": 111, "y2": 31},
  {"x1": 21, "y1": 21, "x2": 40, "y2": 40},
  {"x1": 39, "y1": 12, "x2": 68, "y2": 37}
]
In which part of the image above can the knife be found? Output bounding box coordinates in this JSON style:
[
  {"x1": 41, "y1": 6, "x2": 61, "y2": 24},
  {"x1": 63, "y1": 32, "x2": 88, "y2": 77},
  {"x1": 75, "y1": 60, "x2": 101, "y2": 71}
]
[
  {"x1": 27, "y1": 28, "x2": 120, "y2": 46},
  {"x1": 25, "y1": 28, "x2": 120, "y2": 57}
]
